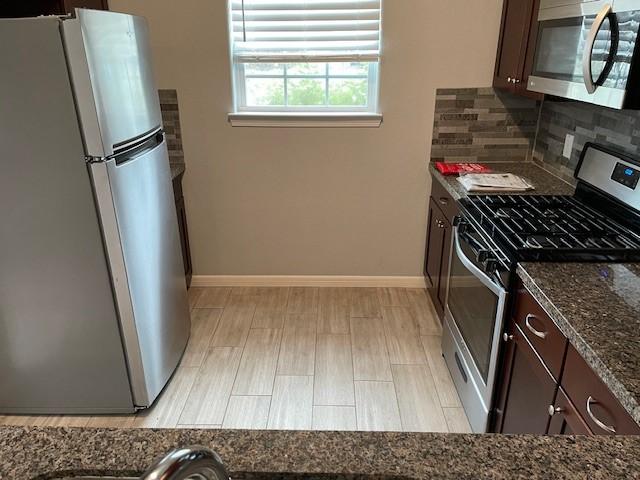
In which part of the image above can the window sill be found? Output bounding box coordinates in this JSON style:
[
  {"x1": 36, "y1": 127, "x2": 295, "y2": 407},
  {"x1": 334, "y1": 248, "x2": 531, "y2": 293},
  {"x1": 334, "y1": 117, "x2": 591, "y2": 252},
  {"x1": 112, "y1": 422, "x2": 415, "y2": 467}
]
[{"x1": 228, "y1": 112, "x2": 383, "y2": 128}]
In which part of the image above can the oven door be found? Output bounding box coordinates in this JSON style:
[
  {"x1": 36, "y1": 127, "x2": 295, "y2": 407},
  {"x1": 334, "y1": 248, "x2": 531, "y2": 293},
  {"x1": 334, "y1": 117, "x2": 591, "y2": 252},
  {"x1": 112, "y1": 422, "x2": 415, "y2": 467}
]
[
  {"x1": 442, "y1": 222, "x2": 508, "y2": 433},
  {"x1": 528, "y1": 2, "x2": 640, "y2": 109}
]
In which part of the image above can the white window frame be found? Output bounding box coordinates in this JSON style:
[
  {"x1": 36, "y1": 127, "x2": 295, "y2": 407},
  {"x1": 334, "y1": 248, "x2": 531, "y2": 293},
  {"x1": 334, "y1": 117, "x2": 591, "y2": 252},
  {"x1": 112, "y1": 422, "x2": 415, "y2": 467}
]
[
  {"x1": 233, "y1": 62, "x2": 379, "y2": 114},
  {"x1": 226, "y1": 0, "x2": 383, "y2": 127}
]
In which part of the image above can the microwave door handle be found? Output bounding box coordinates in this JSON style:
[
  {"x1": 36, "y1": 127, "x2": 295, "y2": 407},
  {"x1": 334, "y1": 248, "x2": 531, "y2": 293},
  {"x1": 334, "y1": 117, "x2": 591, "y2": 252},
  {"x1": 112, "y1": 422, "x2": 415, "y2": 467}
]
[
  {"x1": 582, "y1": 4, "x2": 613, "y2": 94},
  {"x1": 453, "y1": 226, "x2": 505, "y2": 297}
]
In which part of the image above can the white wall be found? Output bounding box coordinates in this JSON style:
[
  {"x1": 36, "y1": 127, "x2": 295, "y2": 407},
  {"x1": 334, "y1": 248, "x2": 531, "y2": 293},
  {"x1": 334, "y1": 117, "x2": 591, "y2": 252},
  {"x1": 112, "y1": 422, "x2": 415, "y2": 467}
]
[{"x1": 109, "y1": 0, "x2": 503, "y2": 276}]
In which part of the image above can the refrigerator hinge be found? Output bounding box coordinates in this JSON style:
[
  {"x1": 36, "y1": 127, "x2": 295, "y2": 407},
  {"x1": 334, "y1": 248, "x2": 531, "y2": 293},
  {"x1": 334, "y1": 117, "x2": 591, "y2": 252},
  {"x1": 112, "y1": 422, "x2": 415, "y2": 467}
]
[{"x1": 86, "y1": 156, "x2": 107, "y2": 164}]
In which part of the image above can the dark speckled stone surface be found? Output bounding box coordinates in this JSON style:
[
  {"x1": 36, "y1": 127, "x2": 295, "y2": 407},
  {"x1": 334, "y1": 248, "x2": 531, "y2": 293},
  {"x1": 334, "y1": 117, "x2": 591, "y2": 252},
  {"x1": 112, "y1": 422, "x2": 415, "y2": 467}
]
[
  {"x1": 2, "y1": 427, "x2": 640, "y2": 479},
  {"x1": 428, "y1": 162, "x2": 575, "y2": 201},
  {"x1": 518, "y1": 263, "x2": 640, "y2": 427}
]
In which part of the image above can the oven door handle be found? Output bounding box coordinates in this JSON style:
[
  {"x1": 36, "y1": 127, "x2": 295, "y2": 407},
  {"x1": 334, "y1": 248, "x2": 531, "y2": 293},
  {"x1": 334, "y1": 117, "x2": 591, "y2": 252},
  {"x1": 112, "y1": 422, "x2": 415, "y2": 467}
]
[
  {"x1": 453, "y1": 226, "x2": 506, "y2": 297},
  {"x1": 582, "y1": 4, "x2": 613, "y2": 94}
]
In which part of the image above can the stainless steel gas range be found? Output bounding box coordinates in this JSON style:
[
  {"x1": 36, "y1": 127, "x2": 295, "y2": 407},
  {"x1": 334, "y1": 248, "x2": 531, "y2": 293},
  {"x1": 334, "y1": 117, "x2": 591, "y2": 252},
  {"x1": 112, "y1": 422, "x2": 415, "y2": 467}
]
[{"x1": 442, "y1": 143, "x2": 640, "y2": 433}]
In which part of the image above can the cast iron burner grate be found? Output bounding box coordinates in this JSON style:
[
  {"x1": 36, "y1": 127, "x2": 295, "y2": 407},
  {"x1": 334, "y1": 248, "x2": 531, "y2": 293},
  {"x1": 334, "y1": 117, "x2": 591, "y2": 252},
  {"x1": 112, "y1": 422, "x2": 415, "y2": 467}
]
[{"x1": 460, "y1": 195, "x2": 640, "y2": 262}]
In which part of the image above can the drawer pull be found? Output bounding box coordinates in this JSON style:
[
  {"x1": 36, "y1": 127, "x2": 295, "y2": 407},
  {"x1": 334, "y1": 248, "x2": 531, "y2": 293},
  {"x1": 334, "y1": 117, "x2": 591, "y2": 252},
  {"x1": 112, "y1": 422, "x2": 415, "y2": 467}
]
[
  {"x1": 586, "y1": 396, "x2": 616, "y2": 434},
  {"x1": 438, "y1": 197, "x2": 449, "y2": 205},
  {"x1": 525, "y1": 314, "x2": 548, "y2": 339},
  {"x1": 548, "y1": 405, "x2": 563, "y2": 417}
]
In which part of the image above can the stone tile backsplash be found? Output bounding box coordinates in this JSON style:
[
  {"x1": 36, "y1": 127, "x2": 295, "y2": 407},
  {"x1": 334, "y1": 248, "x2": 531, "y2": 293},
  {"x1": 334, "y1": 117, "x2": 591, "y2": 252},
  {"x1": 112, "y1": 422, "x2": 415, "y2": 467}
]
[
  {"x1": 533, "y1": 98, "x2": 640, "y2": 183},
  {"x1": 159, "y1": 89, "x2": 184, "y2": 166},
  {"x1": 431, "y1": 87, "x2": 540, "y2": 163}
]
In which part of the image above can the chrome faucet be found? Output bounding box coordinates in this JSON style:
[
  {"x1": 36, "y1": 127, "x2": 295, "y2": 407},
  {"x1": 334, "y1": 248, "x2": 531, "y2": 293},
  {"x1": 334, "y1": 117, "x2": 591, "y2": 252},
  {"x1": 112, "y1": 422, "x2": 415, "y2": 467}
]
[{"x1": 139, "y1": 446, "x2": 231, "y2": 480}]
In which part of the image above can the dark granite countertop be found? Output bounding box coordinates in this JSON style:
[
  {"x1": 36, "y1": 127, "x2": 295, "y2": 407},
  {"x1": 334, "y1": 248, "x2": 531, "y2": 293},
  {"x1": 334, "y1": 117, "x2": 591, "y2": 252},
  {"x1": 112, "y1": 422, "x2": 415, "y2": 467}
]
[
  {"x1": 428, "y1": 161, "x2": 575, "y2": 200},
  {"x1": 517, "y1": 263, "x2": 640, "y2": 427},
  {"x1": 2, "y1": 426, "x2": 640, "y2": 479},
  {"x1": 170, "y1": 163, "x2": 185, "y2": 180}
]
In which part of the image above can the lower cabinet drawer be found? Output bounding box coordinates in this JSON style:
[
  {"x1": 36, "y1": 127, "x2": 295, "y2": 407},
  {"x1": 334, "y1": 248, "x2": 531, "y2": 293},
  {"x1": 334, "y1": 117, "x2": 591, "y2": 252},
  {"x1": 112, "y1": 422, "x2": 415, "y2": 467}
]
[
  {"x1": 513, "y1": 283, "x2": 567, "y2": 381},
  {"x1": 562, "y1": 345, "x2": 640, "y2": 435}
]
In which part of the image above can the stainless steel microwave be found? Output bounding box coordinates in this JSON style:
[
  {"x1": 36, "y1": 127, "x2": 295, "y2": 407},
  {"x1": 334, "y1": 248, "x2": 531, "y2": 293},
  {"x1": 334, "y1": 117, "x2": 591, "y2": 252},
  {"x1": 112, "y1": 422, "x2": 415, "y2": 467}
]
[{"x1": 528, "y1": 0, "x2": 640, "y2": 109}]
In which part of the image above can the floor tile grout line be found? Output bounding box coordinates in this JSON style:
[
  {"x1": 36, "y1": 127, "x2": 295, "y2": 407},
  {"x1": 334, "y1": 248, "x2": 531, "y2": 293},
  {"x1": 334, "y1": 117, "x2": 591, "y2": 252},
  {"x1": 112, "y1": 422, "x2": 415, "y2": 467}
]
[
  {"x1": 265, "y1": 325, "x2": 286, "y2": 428},
  {"x1": 222, "y1": 299, "x2": 256, "y2": 423},
  {"x1": 348, "y1": 314, "x2": 359, "y2": 429},
  {"x1": 388, "y1": 367, "x2": 406, "y2": 432}
]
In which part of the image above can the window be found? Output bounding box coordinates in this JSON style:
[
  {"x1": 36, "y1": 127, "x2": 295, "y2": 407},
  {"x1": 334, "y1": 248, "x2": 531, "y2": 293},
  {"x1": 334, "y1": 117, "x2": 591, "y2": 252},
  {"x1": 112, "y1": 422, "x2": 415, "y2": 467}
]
[{"x1": 228, "y1": 0, "x2": 382, "y2": 123}]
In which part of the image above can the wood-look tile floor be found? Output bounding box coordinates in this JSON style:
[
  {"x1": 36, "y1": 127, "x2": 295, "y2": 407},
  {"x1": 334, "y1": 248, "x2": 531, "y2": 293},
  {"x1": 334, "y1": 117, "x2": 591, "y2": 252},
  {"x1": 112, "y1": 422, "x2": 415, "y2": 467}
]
[{"x1": 0, "y1": 287, "x2": 471, "y2": 433}]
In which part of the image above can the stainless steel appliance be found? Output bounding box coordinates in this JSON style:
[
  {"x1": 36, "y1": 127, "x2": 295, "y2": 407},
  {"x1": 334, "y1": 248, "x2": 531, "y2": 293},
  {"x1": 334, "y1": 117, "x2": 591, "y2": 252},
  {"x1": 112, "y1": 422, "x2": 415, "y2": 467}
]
[
  {"x1": 0, "y1": 10, "x2": 190, "y2": 414},
  {"x1": 528, "y1": 0, "x2": 640, "y2": 109},
  {"x1": 442, "y1": 143, "x2": 640, "y2": 432}
]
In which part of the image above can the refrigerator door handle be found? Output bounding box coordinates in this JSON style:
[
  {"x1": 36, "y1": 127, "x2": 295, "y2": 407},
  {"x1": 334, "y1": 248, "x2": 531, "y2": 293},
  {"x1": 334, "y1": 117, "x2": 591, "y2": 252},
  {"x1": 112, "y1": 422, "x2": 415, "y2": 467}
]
[
  {"x1": 112, "y1": 126, "x2": 163, "y2": 158},
  {"x1": 114, "y1": 130, "x2": 164, "y2": 166}
]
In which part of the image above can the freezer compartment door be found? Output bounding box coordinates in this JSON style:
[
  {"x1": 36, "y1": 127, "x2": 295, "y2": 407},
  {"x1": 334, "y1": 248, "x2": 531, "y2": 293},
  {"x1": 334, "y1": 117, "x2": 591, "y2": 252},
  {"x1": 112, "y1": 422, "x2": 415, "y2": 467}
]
[
  {"x1": 91, "y1": 138, "x2": 190, "y2": 407},
  {"x1": 64, "y1": 9, "x2": 162, "y2": 157}
]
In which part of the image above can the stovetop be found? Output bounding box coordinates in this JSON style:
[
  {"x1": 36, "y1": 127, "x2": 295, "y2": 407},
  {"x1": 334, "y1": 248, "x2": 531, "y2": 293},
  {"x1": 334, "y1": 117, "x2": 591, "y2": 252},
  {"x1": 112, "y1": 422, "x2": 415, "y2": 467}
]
[{"x1": 460, "y1": 194, "x2": 640, "y2": 263}]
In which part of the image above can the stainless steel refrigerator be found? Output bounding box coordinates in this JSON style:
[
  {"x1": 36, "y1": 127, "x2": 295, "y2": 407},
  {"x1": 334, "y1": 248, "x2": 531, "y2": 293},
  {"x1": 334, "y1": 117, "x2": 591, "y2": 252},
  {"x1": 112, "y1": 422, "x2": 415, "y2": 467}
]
[{"x1": 0, "y1": 9, "x2": 191, "y2": 414}]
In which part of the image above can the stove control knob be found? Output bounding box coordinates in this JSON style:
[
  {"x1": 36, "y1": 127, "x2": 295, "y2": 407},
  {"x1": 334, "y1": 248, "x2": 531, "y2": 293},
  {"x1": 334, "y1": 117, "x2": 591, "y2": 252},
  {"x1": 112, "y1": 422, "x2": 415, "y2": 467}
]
[
  {"x1": 485, "y1": 259, "x2": 498, "y2": 274},
  {"x1": 477, "y1": 250, "x2": 491, "y2": 263}
]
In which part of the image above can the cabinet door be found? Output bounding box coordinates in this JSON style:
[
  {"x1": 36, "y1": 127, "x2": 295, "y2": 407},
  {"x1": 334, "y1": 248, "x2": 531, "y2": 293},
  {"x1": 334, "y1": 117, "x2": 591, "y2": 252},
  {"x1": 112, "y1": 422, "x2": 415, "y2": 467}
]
[
  {"x1": 518, "y1": 0, "x2": 543, "y2": 99},
  {"x1": 425, "y1": 198, "x2": 447, "y2": 315},
  {"x1": 499, "y1": 323, "x2": 558, "y2": 434},
  {"x1": 175, "y1": 196, "x2": 193, "y2": 288},
  {"x1": 548, "y1": 387, "x2": 592, "y2": 435},
  {"x1": 0, "y1": 1, "x2": 64, "y2": 17},
  {"x1": 493, "y1": 0, "x2": 536, "y2": 90}
]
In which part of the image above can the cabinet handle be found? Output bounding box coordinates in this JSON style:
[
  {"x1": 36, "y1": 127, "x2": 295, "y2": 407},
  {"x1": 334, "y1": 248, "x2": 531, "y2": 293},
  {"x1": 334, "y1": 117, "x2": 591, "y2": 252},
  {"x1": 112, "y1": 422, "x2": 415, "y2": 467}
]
[
  {"x1": 507, "y1": 76, "x2": 512, "y2": 82},
  {"x1": 438, "y1": 197, "x2": 449, "y2": 205},
  {"x1": 436, "y1": 220, "x2": 445, "y2": 229},
  {"x1": 514, "y1": 78, "x2": 521, "y2": 84},
  {"x1": 586, "y1": 396, "x2": 616, "y2": 433},
  {"x1": 525, "y1": 314, "x2": 548, "y2": 339},
  {"x1": 502, "y1": 332, "x2": 513, "y2": 342},
  {"x1": 548, "y1": 405, "x2": 563, "y2": 416}
]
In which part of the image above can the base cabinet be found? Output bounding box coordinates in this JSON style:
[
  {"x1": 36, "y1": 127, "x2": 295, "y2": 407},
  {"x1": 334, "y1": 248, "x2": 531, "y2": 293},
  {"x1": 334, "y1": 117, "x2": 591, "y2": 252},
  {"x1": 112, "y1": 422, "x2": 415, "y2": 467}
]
[
  {"x1": 172, "y1": 173, "x2": 192, "y2": 288},
  {"x1": 424, "y1": 177, "x2": 457, "y2": 319},
  {"x1": 498, "y1": 323, "x2": 557, "y2": 434},
  {"x1": 425, "y1": 198, "x2": 451, "y2": 316},
  {"x1": 548, "y1": 387, "x2": 592, "y2": 435},
  {"x1": 494, "y1": 284, "x2": 640, "y2": 435}
]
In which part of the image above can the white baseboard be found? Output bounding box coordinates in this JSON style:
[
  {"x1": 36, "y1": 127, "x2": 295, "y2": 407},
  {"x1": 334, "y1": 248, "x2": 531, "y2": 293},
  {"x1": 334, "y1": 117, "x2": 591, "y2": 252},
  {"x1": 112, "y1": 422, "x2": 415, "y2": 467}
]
[{"x1": 191, "y1": 275, "x2": 426, "y2": 288}]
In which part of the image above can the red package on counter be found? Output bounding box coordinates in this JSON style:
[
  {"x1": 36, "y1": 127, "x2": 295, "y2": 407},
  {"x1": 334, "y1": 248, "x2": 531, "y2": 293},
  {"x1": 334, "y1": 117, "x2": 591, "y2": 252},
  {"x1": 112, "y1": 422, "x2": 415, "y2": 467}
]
[{"x1": 434, "y1": 162, "x2": 492, "y2": 175}]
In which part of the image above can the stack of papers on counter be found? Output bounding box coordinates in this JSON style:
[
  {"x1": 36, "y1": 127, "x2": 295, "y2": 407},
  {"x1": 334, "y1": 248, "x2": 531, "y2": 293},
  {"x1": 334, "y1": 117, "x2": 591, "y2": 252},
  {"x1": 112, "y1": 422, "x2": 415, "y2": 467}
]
[{"x1": 457, "y1": 173, "x2": 534, "y2": 192}]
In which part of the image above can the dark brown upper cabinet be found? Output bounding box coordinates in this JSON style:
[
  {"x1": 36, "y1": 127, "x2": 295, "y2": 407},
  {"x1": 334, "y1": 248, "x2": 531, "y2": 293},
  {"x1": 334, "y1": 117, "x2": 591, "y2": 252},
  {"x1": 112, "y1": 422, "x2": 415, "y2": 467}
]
[
  {"x1": 493, "y1": 0, "x2": 543, "y2": 100},
  {"x1": 0, "y1": 0, "x2": 108, "y2": 18}
]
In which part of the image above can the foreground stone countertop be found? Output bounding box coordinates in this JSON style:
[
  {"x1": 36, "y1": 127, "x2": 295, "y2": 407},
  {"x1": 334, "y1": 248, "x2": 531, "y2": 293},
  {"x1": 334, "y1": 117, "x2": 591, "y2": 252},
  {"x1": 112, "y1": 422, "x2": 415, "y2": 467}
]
[
  {"x1": 428, "y1": 161, "x2": 575, "y2": 200},
  {"x1": 518, "y1": 263, "x2": 640, "y2": 427},
  {"x1": 2, "y1": 426, "x2": 640, "y2": 479}
]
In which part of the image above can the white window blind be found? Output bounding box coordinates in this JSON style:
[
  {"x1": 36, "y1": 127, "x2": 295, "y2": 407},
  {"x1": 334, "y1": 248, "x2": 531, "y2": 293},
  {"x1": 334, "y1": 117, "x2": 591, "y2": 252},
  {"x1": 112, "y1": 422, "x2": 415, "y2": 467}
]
[{"x1": 230, "y1": 0, "x2": 382, "y2": 63}]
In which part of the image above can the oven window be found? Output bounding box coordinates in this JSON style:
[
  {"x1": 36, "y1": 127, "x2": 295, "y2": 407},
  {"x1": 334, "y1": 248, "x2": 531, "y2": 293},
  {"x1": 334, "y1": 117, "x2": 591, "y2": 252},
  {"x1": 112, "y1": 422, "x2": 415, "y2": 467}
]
[{"x1": 447, "y1": 242, "x2": 499, "y2": 384}]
